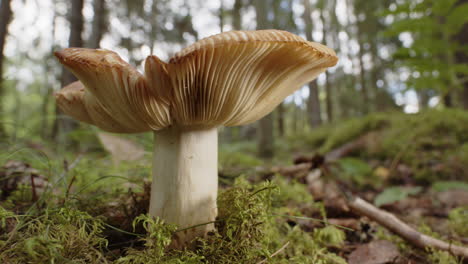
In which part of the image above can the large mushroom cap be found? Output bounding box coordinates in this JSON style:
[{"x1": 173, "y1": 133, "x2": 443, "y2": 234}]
[{"x1": 55, "y1": 30, "x2": 338, "y2": 132}]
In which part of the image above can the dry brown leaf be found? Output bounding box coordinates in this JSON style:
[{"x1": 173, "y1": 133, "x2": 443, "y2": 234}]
[{"x1": 348, "y1": 240, "x2": 400, "y2": 264}]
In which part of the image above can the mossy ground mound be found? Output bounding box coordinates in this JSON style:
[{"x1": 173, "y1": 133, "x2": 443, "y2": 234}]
[
  {"x1": 0, "y1": 173, "x2": 347, "y2": 263},
  {"x1": 1, "y1": 109, "x2": 467, "y2": 263},
  {"x1": 298, "y1": 109, "x2": 468, "y2": 183}
]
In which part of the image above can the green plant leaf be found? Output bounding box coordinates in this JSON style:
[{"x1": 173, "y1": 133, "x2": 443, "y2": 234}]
[
  {"x1": 374, "y1": 186, "x2": 422, "y2": 207},
  {"x1": 431, "y1": 181, "x2": 468, "y2": 192}
]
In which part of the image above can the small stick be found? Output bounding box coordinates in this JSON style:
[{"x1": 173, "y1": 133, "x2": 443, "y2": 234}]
[
  {"x1": 348, "y1": 197, "x2": 468, "y2": 259},
  {"x1": 257, "y1": 241, "x2": 290, "y2": 264},
  {"x1": 30, "y1": 173, "x2": 37, "y2": 202}
]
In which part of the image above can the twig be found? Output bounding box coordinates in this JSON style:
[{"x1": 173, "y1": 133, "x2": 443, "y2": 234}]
[
  {"x1": 348, "y1": 197, "x2": 468, "y2": 259},
  {"x1": 59, "y1": 154, "x2": 83, "y2": 179},
  {"x1": 257, "y1": 241, "x2": 290, "y2": 264}
]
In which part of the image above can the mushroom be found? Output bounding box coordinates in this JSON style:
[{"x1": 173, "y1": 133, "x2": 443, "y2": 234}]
[{"x1": 54, "y1": 30, "x2": 338, "y2": 247}]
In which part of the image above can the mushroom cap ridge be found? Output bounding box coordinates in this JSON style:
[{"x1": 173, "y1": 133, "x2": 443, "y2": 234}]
[{"x1": 55, "y1": 30, "x2": 338, "y2": 132}]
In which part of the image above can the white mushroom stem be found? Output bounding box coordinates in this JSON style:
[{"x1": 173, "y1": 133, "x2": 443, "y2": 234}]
[{"x1": 149, "y1": 126, "x2": 218, "y2": 246}]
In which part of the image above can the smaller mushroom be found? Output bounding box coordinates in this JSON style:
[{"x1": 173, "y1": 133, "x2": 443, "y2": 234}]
[{"x1": 55, "y1": 30, "x2": 338, "y2": 247}]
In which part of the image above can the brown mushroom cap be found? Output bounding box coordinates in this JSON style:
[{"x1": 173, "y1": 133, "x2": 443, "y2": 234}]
[{"x1": 55, "y1": 30, "x2": 338, "y2": 132}]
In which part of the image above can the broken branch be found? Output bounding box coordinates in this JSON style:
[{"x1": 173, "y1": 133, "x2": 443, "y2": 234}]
[{"x1": 348, "y1": 197, "x2": 468, "y2": 259}]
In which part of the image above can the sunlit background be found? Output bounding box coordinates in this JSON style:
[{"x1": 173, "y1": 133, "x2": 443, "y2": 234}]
[{"x1": 1, "y1": 0, "x2": 467, "y2": 143}]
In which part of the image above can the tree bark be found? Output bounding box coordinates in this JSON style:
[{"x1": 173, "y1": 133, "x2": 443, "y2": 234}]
[
  {"x1": 255, "y1": 0, "x2": 274, "y2": 159},
  {"x1": 303, "y1": 0, "x2": 322, "y2": 127},
  {"x1": 277, "y1": 103, "x2": 285, "y2": 137},
  {"x1": 319, "y1": 4, "x2": 333, "y2": 122},
  {"x1": 89, "y1": 0, "x2": 106, "y2": 49},
  {"x1": 232, "y1": 0, "x2": 242, "y2": 30},
  {"x1": 455, "y1": 0, "x2": 468, "y2": 109},
  {"x1": 41, "y1": 0, "x2": 57, "y2": 139},
  {"x1": 357, "y1": 33, "x2": 369, "y2": 114},
  {"x1": 356, "y1": 22, "x2": 369, "y2": 114},
  {"x1": 272, "y1": 0, "x2": 286, "y2": 137},
  {"x1": 53, "y1": 0, "x2": 84, "y2": 140},
  {"x1": 0, "y1": 0, "x2": 13, "y2": 139},
  {"x1": 148, "y1": 0, "x2": 159, "y2": 54},
  {"x1": 219, "y1": 0, "x2": 224, "y2": 32}
]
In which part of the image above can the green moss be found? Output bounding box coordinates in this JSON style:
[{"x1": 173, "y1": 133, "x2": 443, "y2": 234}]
[
  {"x1": 301, "y1": 109, "x2": 468, "y2": 183},
  {"x1": 0, "y1": 207, "x2": 108, "y2": 263},
  {"x1": 426, "y1": 248, "x2": 463, "y2": 264},
  {"x1": 271, "y1": 175, "x2": 313, "y2": 207},
  {"x1": 449, "y1": 207, "x2": 468, "y2": 237},
  {"x1": 114, "y1": 178, "x2": 346, "y2": 264},
  {"x1": 319, "y1": 113, "x2": 390, "y2": 154},
  {"x1": 0, "y1": 163, "x2": 344, "y2": 263},
  {"x1": 219, "y1": 142, "x2": 262, "y2": 170}
]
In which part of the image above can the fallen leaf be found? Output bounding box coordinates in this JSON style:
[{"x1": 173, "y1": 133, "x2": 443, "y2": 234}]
[
  {"x1": 437, "y1": 190, "x2": 468, "y2": 209},
  {"x1": 348, "y1": 240, "x2": 400, "y2": 264},
  {"x1": 374, "y1": 166, "x2": 390, "y2": 180},
  {"x1": 374, "y1": 186, "x2": 422, "y2": 207}
]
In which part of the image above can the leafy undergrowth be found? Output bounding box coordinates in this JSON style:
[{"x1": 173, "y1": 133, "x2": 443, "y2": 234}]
[
  {"x1": 1, "y1": 108, "x2": 468, "y2": 263},
  {"x1": 296, "y1": 108, "x2": 468, "y2": 184},
  {"x1": 0, "y1": 157, "x2": 347, "y2": 264}
]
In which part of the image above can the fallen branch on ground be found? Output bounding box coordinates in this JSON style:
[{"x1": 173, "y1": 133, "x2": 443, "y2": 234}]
[{"x1": 348, "y1": 197, "x2": 468, "y2": 259}]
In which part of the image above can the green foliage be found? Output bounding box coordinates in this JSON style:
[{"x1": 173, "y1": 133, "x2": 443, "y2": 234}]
[
  {"x1": 114, "y1": 178, "x2": 346, "y2": 264},
  {"x1": 426, "y1": 248, "x2": 463, "y2": 264},
  {"x1": 0, "y1": 207, "x2": 108, "y2": 263},
  {"x1": 307, "y1": 109, "x2": 468, "y2": 184},
  {"x1": 313, "y1": 225, "x2": 346, "y2": 248},
  {"x1": 431, "y1": 181, "x2": 468, "y2": 192},
  {"x1": 378, "y1": 109, "x2": 468, "y2": 182},
  {"x1": 115, "y1": 216, "x2": 190, "y2": 264},
  {"x1": 271, "y1": 175, "x2": 313, "y2": 207},
  {"x1": 319, "y1": 114, "x2": 389, "y2": 154},
  {"x1": 383, "y1": 0, "x2": 468, "y2": 95},
  {"x1": 335, "y1": 158, "x2": 376, "y2": 188},
  {"x1": 219, "y1": 142, "x2": 262, "y2": 170},
  {"x1": 268, "y1": 225, "x2": 346, "y2": 264},
  {"x1": 374, "y1": 186, "x2": 422, "y2": 207},
  {"x1": 448, "y1": 207, "x2": 468, "y2": 237}
]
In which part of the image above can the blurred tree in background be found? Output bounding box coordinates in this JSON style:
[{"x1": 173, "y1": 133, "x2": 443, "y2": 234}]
[
  {"x1": 0, "y1": 0, "x2": 466, "y2": 148},
  {"x1": 0, "y1": 0, "x2": 12, "y2": 139},
  {"x1": 384, "y1": 0, "x2": 468, "y2": 108}
]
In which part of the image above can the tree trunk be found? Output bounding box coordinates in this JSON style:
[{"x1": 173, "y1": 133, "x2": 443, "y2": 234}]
[
  {"x1": 41, "y1": 0, "x2": 57, "y2": 139},
  {"x1": 222, "y1": 0, "x2": 243, "y2": 143},
  {"x1": 319, "y1": 6, "x2": 333, "y2": 122},
  {"x1": 455, "y1": 0, "x2": 468, "y2": 109},
  {"x1": 277, "y1": 103, "x2": 285, "y2": 137},
  {"x1": 89, "y1": 0, "x2": 106, "y2": 49},
  {"x1": 255, "y1": 0, "x2": 274, "y2": 159},
  {"x1": 307, "y1": 82, "x2": 322, "y2": 127},
  {"x1": 232, "y1": 0, "x2": 242, "y2": 30},
  {"x1": 53, "y1": 0, "x2": 84, "y2": 140},
  {"x1": 0, "y1": 0, "x2": 12, "y2": 139},
  {"x1": 148, "y1": 0, "x2": 159, "y2": 54},
  {"x1": 303, "y1": 0, "x2": 322, "y2": 127},
  {"x1": 219, "y1": 0, "x2": 224, "y2": 32},
  {"x1": 272, "y1": 0, "x2": 285, "y2": 136},
  {"x1": 357, "y1": 31, "x2": 369, "y2": 114}
]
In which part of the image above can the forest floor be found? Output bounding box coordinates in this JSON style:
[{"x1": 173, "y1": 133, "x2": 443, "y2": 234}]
[{"x1": 1, "y1": 109, "x2": 467, "y2": 263}]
